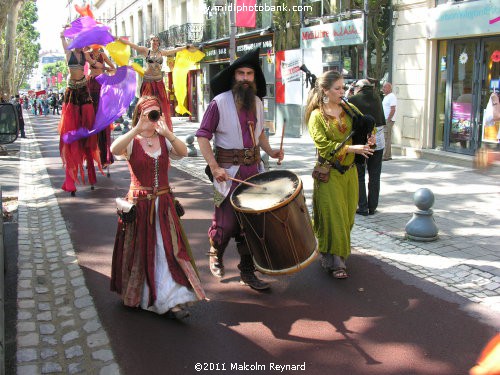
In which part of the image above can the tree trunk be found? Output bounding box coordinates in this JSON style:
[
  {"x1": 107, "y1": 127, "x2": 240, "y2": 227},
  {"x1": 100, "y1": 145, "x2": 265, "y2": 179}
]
[
  {"x1": 1, "y1": 0, "x2": 24, "y2": 97},
  {"x1": 0, "y1": 0, "x2": 15, "y2": 32}
]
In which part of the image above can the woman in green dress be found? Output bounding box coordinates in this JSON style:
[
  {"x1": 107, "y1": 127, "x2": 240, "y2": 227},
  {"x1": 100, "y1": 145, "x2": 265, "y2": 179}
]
[{"x1": 305, "y1": 71, "x2": 374, "y2": 279}]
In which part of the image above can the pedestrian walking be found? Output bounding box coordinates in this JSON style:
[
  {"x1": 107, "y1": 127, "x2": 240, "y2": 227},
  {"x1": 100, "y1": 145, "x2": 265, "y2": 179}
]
[
  {"x1": 50, "y1": 93, "x2": 59, "y2": 115},
  {"x1": 196, "y1": 48, "x2": 283, "y2": 291},
  {"x1": 382, "y1": 82, "x2": 397, "y2": 161},
  {"x1": 110, "y1": 95, "x2": 206, "y2": 319},
  {"x1": 13, "y1": 94, "x2": 26, "y2": 138},
  {"x1": 305, "y1": 70, "x2": 374, "y2": 279}
]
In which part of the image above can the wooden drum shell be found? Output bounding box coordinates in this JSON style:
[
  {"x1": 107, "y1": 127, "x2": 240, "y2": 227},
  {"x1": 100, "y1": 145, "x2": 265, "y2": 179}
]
[{"x1": 230, "y1": 170, "x2": 318, "y2": 275}]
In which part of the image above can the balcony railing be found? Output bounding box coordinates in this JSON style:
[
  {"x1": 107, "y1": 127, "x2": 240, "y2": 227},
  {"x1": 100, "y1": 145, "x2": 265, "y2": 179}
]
[{"x1": 158, "y1": 23, "x2": 204, "y2": 47}]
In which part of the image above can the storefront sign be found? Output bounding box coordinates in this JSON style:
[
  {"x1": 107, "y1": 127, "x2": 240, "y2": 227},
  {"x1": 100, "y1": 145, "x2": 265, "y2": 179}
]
[
  {"x1": 300, "y1": 19, "x2": 364, "y2": 49},
  {"x1": 236, "y1": 34, "x2": 273, "y2": 54},
  {"x1": 275, "y1": 49, "x2": 302, "y2": 105},
  {"x1": 427, "y1": 1, "x2": 500, "y2": 39},
  {"x1": 203, "y1": 34, "x2": 274, "y2": 63}
]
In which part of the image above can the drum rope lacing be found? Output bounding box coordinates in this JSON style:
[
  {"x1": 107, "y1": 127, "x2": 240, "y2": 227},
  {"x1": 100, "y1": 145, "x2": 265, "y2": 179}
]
[{"x1": 236, "y1": 204, "x2": 303, "y2": 270}]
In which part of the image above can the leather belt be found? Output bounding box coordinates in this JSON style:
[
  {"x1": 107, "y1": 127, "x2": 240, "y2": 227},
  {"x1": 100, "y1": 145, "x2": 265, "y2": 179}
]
[
  {"x1": 215, "y1": 146, "x2": 261, "y2": 166},
  {"x1": 128, "y1": 185, "x2": 172, "y2": 225},
  {"x1": 318, "y1": 156, "x2": 354, "y2": 175}
]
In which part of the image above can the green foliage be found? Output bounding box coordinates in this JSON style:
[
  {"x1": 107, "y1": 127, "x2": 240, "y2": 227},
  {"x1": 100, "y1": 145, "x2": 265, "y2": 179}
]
[
  {"x1": 15, "y1": 0, "x2": 40, "y2": 91},
  {"x1": 352, "y1": 0, "x2": 392, "y2": 80},
  {"x1": 42, "y1": 60, "x2": 67, "y2": 91}
]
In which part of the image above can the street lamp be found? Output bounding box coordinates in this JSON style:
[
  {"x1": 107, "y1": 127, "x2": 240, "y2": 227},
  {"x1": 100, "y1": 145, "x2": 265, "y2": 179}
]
[{"x1": 229, "y1": 0, "x2": 236, "y2": 63}]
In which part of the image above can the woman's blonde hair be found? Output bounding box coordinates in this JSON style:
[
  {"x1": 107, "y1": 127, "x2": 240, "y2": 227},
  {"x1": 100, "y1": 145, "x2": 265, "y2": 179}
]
[{"x1": 304, "y1": 70, "x2": 343, "y2": 125}]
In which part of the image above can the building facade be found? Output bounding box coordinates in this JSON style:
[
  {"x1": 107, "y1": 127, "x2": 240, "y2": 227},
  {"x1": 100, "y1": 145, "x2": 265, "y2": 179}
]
[
  {"x1": 392, "y1": 0, "x2": 500, "y2": 163},
  {"x1": 92, "y1": 0, "x2": 206, "y2": 120}
]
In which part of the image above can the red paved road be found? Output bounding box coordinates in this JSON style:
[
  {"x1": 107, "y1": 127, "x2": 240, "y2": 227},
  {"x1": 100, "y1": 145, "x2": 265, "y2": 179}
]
[{"x1": 32, "y1": 115, "x2": 496, "y2": 375}]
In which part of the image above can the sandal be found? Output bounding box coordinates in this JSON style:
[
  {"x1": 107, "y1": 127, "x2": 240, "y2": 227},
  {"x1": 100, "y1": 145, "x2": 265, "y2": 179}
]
[
  {"x1": 167, "y1": 306, "x2": 190, "y2": 320},
  {"x1": 332, "y1": 268, "x2": 348, "y2": 279}
]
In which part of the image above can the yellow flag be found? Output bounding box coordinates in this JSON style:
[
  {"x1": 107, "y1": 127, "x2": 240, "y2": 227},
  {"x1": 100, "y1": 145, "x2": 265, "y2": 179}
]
[{"x1": 173, "y1": 49, "x2": 205, "y2": 115}]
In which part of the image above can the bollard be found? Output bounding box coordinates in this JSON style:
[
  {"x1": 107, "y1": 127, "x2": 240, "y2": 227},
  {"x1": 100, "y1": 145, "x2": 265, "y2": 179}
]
[
  {"x1": 121, "y1": 120, "x2": 130, "y2": 135},
  {"x1": 260, "y1": 151, "x2": 270, "y2": 171},
  {"x1": 185, "y1": 134, "x2": 197, "y2": 157},
  {"x1": 405, "y1": 188, "x2": 439, "y2": 241}
]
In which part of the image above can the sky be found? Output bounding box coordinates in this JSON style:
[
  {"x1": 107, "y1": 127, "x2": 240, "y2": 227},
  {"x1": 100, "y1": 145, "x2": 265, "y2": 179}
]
[{"x1": 35, "y1": 0, "x2": 73, "y2": 52}]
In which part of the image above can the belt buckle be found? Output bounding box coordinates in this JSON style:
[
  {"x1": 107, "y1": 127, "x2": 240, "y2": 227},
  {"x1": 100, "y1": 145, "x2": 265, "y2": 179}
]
[
  {"x1": 147, "y1": 193, "x2": 153, "y2": 200},
  {"x1": 243, "y1": 148, "x2": 253, "y2": 165}
]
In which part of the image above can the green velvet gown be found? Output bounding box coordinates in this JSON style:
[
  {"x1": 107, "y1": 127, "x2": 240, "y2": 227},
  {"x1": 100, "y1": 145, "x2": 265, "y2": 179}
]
[{"x1": 308, "y1": 108, "x2": 358, "y2": 260}]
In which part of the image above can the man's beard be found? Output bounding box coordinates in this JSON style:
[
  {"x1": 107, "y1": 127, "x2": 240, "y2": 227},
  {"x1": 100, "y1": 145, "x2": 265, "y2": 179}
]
[{"x1": 232, "y1": 80, "x2": 257, "y2": 112}]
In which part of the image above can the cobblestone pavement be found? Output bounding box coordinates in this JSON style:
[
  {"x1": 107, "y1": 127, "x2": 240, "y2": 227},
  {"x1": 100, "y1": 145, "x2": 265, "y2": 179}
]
[
  {"x1": 171, "y1": 118, "x2": 500, "y2": 326},
  {"x1": 15, "y1": 118, "x2": 120, "y2": 375},
  {"x1": 9, "y1": 114, "x2": 500, "y2": 374}
]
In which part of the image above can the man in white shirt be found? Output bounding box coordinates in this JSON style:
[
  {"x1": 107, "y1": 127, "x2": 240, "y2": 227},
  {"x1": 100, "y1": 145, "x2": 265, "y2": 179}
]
[{"x1": 382, "y1": 82, "x2": 397, "y2": 161}]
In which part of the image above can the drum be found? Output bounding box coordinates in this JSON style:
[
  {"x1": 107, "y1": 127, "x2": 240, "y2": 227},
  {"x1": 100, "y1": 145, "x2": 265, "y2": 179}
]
[{"x1": 230, "y1": 170, "x2": 317, "y2": 275}]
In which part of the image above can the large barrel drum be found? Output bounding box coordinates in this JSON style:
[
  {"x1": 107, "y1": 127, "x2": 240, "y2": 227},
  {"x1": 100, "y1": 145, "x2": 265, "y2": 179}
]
[{"x1": 230, "y1": 170, "x2": 317, "y2": 275}]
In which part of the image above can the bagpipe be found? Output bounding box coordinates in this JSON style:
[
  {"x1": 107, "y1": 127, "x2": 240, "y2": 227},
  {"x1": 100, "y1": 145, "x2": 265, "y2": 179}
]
[
  {"x1": 300, "y1": 64, "x2": 317, "y2": 89},
  {"x1": 300, "y1": 65, "x2": 375, "y2": 162}
]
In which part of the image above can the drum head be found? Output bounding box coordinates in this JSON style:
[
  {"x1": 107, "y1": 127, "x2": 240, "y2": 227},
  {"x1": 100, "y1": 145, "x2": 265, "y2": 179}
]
[{"x1": 230, "y1": 170, "x2": 301, "y2": 213}]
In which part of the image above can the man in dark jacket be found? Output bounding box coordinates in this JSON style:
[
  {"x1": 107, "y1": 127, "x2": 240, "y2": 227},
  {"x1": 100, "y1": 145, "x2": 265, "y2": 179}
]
[
  {"x1": 14, "y1": 95, "x2": 26, "y2": 138},
  {"x1": 348, "y1": 79, "x2": 386, "y2": 215}
]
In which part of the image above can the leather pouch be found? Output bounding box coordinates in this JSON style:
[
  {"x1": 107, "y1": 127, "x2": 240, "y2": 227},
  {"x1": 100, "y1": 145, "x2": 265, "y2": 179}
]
[
  {"x1": 312, "y1": 164, "x2": 331, "y2": 183},
  {"x1": 116, "y1": 198, "x2": 136, "y2": 223}
]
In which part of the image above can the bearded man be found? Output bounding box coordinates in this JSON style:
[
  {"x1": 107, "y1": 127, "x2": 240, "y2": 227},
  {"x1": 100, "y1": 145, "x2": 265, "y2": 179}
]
[{"x1": 196, "y1": 48, "x2": 284, "y2": 291}]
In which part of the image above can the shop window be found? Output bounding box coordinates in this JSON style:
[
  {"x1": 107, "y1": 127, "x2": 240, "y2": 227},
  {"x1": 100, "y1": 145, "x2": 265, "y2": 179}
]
[{"x1": 434, "y1": 40, "x2": 447, "y2": 149}]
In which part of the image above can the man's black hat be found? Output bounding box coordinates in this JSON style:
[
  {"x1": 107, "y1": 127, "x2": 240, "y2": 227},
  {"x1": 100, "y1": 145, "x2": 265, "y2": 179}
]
[{"x1": 210, "y1": 48, "x2": 267, "y2": 99}]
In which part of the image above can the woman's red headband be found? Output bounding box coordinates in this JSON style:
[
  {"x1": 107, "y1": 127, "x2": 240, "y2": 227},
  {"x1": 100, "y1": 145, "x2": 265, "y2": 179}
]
[{"x1": 139, "y1": 98, "x2": 161, "y2": 113}]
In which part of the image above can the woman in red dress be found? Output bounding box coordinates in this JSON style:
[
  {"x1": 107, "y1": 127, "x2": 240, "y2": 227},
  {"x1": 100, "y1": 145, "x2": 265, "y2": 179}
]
[{"x1": 110, "y1": 96, "x2": 205, "y2": 319}]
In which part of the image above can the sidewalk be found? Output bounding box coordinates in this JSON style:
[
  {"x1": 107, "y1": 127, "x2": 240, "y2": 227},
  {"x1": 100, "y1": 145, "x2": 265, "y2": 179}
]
[
  {"x1": 171, "y1": 117, "x2": 500, "y2": 326},
  {"x1": 1, "y1": 114, "x2": 120, "y2": 375}
]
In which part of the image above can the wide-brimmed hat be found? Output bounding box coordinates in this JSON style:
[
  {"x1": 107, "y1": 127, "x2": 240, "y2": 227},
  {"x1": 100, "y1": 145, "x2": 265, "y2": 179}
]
[{"x1": 210, "y1": 48, "x2": 267, "y2": 99}]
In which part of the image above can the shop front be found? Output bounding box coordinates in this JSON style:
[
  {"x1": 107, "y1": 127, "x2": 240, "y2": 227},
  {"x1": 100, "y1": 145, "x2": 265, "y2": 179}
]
[
  {"x1": 300, "y1": 19, "x2": 364, "y2": 80},
  {"x1": 200, "y1": 33, "x2": 275, "y2": 131},
  {"x1": 428, "y1": 1, "x2": 500, "y2": 155}
]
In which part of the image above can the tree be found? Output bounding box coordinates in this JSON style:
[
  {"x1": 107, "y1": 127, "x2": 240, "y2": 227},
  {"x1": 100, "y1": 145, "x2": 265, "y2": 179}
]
[
  {"x1": 0, "y1": 0, "x2": 40, "y2": 97},
  {"x1": 42, "y1": 60, "x2": 67, "y2": 92},
  {"x1": 351, "y1": 0, "x2": 392, "y2": 81},
  {"x1": 0, "y1": 0, "x2": 16, "y2": 32},
  {"x1": 14, "y1": 0, "x2": 40, "y2": 93},
  {"x1": 273, "y1": 0, "x2": 302, "y2": 51}
]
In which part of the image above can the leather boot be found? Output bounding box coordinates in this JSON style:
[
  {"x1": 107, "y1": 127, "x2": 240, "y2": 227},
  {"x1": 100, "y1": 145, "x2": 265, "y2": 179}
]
[
  {"x1": 238, "y1": 254, "x2": 270, "y2": 291},
  {"x1": 208, "y1": 246, "x2": 224, "y2": 278}
]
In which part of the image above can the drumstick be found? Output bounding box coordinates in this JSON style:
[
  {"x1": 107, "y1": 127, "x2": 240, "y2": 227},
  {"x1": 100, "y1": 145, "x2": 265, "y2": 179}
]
[
  {"x1": 228, "y1": 176, "x2": 267, "y2": 190},
  {"x1": 277, "y1": 119, "x2": 286, "y2": 165}
]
